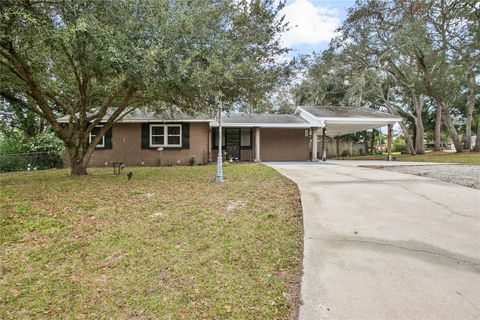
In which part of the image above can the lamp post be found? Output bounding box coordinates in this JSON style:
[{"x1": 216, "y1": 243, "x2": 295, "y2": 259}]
[{"x1": 215, "y1": 99, "x2": 224, "y2": 183}]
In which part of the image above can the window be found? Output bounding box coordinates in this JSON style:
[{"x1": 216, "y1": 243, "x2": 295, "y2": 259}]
[
  {"x1": 212, "y1": 128, "x2": 252, "y2": 149},
  {"x1": 150, "y1": 124, "x2": 182, "y2": 147},
  {"x1": 150, "y1": 125, "x2": 164, "y2": 146},
  {"x1": 89, "y1": 126, "x2": 105, "y2": 148},
  {"x1": 240, "y1": 128, "x2": 251, "y2": 147}
]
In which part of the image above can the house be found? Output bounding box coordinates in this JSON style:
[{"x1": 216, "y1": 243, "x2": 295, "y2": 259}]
[{"x1": 57, "y1": 106, "x2": 401, "y2": 167}]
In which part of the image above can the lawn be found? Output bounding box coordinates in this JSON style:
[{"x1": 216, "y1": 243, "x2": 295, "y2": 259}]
[
  {"x1": 0, "y1": 164, "x2": 303, "y2": 319},
  {"x1": 344, "y1": 151, "x2": 480, "y2": 165}
]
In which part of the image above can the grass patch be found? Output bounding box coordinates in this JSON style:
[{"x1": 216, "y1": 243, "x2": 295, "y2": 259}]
[
  {"x1": 0, "y1": 164, "x2": 303, "y2": 319},
  {"x1": 344, "y1": 151, "x2": 480, "y2": 165}
]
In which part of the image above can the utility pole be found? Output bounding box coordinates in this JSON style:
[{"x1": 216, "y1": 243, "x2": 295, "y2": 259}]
[{"x1": 215, "y1": 98, "x2": 224, "y2": 182}]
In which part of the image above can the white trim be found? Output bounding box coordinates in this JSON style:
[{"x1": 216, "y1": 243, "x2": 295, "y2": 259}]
[
  {"x1": 209, "y1": 122, "x2": 313, "y2": 128},
  {"x1": 325, "y1": 118, "x2": 400, "y2": 124},
  {"x1": 89, "y1": 125, "x2": 105, "y2": 148},
  {"x1": 57, "y1": 118, "x2": 212, "y2": 124},
  {"x1": 295, "y1": 107, "x2": 323, "y2": 125},
  {"x1": 149, "y1": 124, "x2": 182, "y2": 147},
  {"x1": 295, "y1": 106, "x2": 402, "y2": 124},
  {"x1": 117, "y1": 119, "x2": 212, "y2": 123}
]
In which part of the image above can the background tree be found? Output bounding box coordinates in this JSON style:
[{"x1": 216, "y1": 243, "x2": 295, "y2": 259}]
[
  {"x1": 0, "y1": 0, "x2": 289, "y2": 175},
  {"x1": 293, "y1": 0, "x2": 479, "y2": 154},
  {"x1": 0, "y1": 99, "x2": 46, "y2": 138}
]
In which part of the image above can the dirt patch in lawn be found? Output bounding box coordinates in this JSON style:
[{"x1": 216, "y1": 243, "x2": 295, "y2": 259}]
[{"x1": 0, "y1": 164, "x2": 303, "y2": 319}]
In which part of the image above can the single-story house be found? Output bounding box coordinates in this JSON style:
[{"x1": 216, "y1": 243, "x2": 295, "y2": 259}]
[{"x1": 57, "y1": 106, "x2": 401, "y2": 167}]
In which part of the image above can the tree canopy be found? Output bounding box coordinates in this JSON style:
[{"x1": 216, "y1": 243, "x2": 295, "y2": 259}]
[{"x1": 0, "y1": 0, "x2": 290, "y2": 174}]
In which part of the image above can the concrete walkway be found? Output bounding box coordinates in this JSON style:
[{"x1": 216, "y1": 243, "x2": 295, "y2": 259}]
[{"x1": 266, "y1": 161, "x2": 480, "y2": 320}]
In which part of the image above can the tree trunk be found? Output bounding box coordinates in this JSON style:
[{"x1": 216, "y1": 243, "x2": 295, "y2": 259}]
[
  {"x1": 336, "y1": 136, "x2": 340, "y2": 159},
  {"x1": 411, "y1": 92, "x2": 425, "y2": 154},
  {"x1": 364, "y1": 131, "x2": 368, "y2": 155},
  {"x1": 465, "y1": 69, "x2": 475, "y2": 150},
  {"x1": 415, "y1": 119, "x2": 425, "y2": 154},
  {"x1": 440, "y1": 102, "x2": 463, "y2": 152},
  {"x1": 71, "y1": 161, "x2": 88, "y2": 176},
  {"x1": 370, "y1": 129, "x2": 375, "y2": 154},
  {"x1": 434, "y1": 104, "x2": 442, "y2": 151},
  {"x1": 68, "y1": 147, "x2": 89, "y2": 176},
  {"x1": 473, "y1": 124, "x2": 480, "y2": 152},
  {"x1": 398, "y1": 121, "x2": 416, "y2": 155}
]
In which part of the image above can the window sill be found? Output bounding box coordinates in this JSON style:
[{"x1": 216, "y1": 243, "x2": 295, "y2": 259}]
[{"x1": 149, "y1": 146, "x2": 183, "y2": 150}]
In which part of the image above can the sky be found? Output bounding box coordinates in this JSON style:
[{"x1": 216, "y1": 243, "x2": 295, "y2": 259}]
[
  {"x1": 277, "y1": 0, "x2": 397, "y2": 134},
  {"x1": 280, "y1": 0, "x2": 356, "y2": 57}
]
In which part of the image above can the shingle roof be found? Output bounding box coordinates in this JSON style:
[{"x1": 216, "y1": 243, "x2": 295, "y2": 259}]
[
  {"x1": 222, "y1": 113, "x2": 308, "y2": 124},
  {"x1": 57, "y1": 106, "x2": 401, "y2": 126},
  {"x1": 298, "y1": 106, "x2": 399, "y2": 119},
  {"x1": 57, "y1": 108, "x2": 213, "y2": 123}
]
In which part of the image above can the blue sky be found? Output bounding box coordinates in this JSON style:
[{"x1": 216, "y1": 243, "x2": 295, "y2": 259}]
[{"x1": 280, "y1": 0, "x2": 356, "y2": 57}]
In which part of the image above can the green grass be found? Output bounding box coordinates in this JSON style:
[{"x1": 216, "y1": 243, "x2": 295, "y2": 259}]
[
  {"x1": 0, "y1": 164, "x2": 303, "y2": 319},
  {"x1": 343, "y1": 151, "x2": 480, "y2": 165}
]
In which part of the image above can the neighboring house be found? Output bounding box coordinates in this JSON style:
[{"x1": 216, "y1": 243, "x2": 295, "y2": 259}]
[{"x1": 57, "y1": 106, "x2": 401, "y2": 167}]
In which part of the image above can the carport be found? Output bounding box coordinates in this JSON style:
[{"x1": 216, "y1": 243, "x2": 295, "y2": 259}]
[{"x1": 295, "y1": 106, "x2": 402, "y2": 161}]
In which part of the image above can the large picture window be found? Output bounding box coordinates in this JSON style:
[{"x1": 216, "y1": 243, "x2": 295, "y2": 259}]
[
  {"x1": 150, "y1": 124, "x2": 182, "y2": 147},
  {"x1": 89, "y1": 126, "x2": 105, "y2": 148}
]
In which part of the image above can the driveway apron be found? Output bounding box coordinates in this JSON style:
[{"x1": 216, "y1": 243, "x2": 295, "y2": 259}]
[{"x1": 267, "y1": 161, "x2": 480, "y2": 320}]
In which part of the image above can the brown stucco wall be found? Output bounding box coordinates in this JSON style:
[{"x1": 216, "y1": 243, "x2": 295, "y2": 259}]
[
  {"x1": 64, "y1": 122, "x2": 210, "y2": 168},
  {"x1": 259, "y1": 128, "x2": 309, "y2": 161},
  {"x1": 210, "y1": 128, "x2": 309, "y2": 162}
]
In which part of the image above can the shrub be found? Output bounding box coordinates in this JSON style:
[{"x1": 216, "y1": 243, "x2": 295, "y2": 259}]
[
  {"x1": 341, "y1": 150, "x2": 351, "y2": 157},
  {"x1": 0, "y1": 152, "x2": 63, "y2": 172},
  {"x1": 0, "y1": 131, "x2": 24, "y2": 154},
  {"x1": 393, "y1": 137, "x2": 406, "y2": 153},
  {"x1": 0, "y1": 132, "x2": 64, "y2": 172},
  {"x1": 23, "y1": 133, "x2": 64, "y2": 154},
  {"x1": 187, "y1": 155, "x2": 197, "y2": 166}
]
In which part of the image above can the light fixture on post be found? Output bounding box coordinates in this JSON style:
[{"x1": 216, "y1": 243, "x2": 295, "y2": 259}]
[{"x1": 214, "y1": 96, "x2": 224, "y2": 183}]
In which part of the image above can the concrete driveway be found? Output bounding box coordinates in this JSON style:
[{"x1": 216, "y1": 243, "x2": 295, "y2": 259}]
[{"x1": 267, "y1": 161, "x2": 480, "y2": 320}]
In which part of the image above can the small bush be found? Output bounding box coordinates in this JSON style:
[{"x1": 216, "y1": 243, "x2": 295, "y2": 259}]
[
  {"x1": 187, "y1": 155, "x2": 197, "y2": 166},
  {"x1": 341, "y1": 150, "x2": 351, "y2": 157},
  {"x1": 393, "y1": 137, "x2": 406, "y2": 153}
]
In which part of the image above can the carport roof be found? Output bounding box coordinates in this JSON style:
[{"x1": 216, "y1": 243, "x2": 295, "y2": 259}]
[
  {"x1": 298, "y1": 106, "x2": 397, "y2": 119},
  {"x1": 295, "y1": 106, "x2": 401, "y2": 136}
]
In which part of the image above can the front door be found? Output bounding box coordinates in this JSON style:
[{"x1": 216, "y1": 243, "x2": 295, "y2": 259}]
[{"x1": 225, "y1": 128, "x2": 240, "y2": 160}]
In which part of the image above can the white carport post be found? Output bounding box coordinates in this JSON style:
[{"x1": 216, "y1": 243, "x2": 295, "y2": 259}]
[
  {"x1": 312, "y1": 127, "x2": 318, "y2": 161},
  {"x1": 321, "y1": 127, "x2": 327, "y2": 161},
  {"x1": 254, "y1": 127, "x2": 261, "y2": 162},
  {"x1": 387, "y1": 123, "x2": 392, "y2": 161}
]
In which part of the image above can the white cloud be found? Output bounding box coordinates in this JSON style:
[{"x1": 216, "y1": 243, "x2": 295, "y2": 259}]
[{"x1": 281, "y1": 0, "x2": 341, "y2": 47}]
